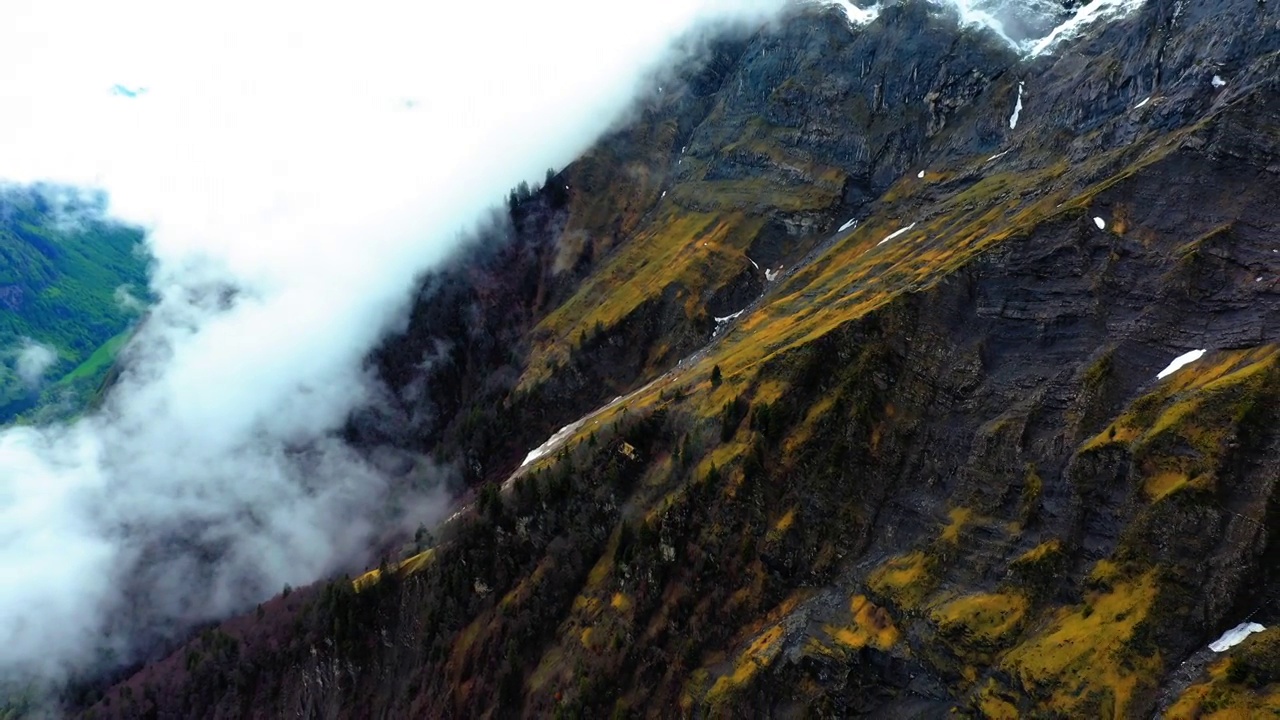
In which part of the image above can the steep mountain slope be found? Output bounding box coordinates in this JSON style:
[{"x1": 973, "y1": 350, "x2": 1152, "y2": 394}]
[
  {"x1": 0, "y1": 186, "x2": 149, "y2": 424},
  {"x1": 78, "y1": 0, "x2": 1279, "y2": 717}
]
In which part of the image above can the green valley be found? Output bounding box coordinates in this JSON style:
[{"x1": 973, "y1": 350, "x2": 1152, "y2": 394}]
[{"x1": 0, "y1": 186, "x2": 149, "y2": 423}]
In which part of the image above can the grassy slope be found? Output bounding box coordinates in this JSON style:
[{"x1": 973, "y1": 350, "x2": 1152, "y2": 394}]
[
  {"x1": 0, "y1": 188, "x2": 149, "y2": 423},
  {"x1": 319, "y1": 139, "x2": 1181, "y2": 716}
]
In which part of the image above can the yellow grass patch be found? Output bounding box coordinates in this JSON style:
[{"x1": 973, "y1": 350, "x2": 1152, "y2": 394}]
[
  {"x1": 772, "y1": 508, "x2": 796, "y2": 534},
  {"x1": 782, "y1": 394, "x2": 836, "y2": 458},
  {"x1": 352, "y1": 548, "x2": 436, "y2": 592},
  {"x1": 977, "y1": 679, "x2": 1020, "y2": 719},
  {"x1": 706, "y1": 623, "x2": 786, "y2": 702},
  {"x1": 931, "y1": 592, "x2": 1028, "y2": 647},
  {"x1": 1015, "y1": 539, "x2": 1062, "y2": 565},
  {"x1": 827, "y1": 594, "x2": 900, "y2": 651},
  {"x1": 1001, "y1": 571, "x2": 1161, "y2": 718},
  {"x1": 941, "y1": 507, "x2": 974, "y2": 544},
  {"x1": 1145, "y1": 471, "x2": 1189, "y2": 501},
  {"x1": 869, "y1": 551, "x2": 936, "y2": 610},
  {"x1": 751, "y1": 379, "x2": 788, "y2": 406}
]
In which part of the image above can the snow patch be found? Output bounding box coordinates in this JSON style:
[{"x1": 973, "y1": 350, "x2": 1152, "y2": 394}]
[
  {"x1": 1093, "y1": 216, "x2": 1106, "y2": 229},
  {"x1": 1009, "y1": 82, "x2": 1024, "y2": 129},
  {"x1": 660, "y1": 190, "x2": 666, "y2": 198},
  {"x1": 520, "y1": 418, "x2": 588, "y2": 468},
  {"x1": 713, "y1": 309, "x2": 746, "y2": 337},
  {"x1": 917, "y1": 170, "x2": 926, "y2": 179},
  {"x1": 1157, "y1": 348, "x2": 1207, "y2": 380},
  {"x1": 747, "y1": 256, "x2": 759, "y2": 270},
  {"x1": 878, "y1": 222, "x2": 916, "y2": 246},
  {"x1": 1134, "y1": 96, "x2": 1150, "y2": 109},
  {"x1": 838, "y1": 217, "x2": 858, "y2": 233},
  {"x1": 766, "y1": 267, "x2": 782, "y2": 282},
  {"x1": 1210, "y1": 622, "x2": 1265, "y2": 652},
  {"x1": 1026, "y1": 0, "x2": 1144, "y2": 57},
  {"x1": 987, "y1": 149, "x2": 1011, "y2": 162},
  {"x1": 714, "y1": 309, "x2": 745, "y2": 324},
  {"x1": 1211, "y1": 75, "x2": 1226, "y2": 88}
]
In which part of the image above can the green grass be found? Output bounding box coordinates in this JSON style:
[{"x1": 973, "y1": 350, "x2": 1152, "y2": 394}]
[{"x1": 60, "y1": 328, "x2": 131, "y2": 385}]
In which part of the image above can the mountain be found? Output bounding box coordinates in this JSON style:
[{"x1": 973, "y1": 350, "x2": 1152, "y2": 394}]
[
  {"x1": 75, "y1": 0, "x2": 1280, "y2": 716},
  {"x1": 0, "y1": 186, "x2": 149, "y2": 424}
]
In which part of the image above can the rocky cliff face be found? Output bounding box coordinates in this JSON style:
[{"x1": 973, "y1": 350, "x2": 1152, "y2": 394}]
[{"x1": 80, "y1": 0, "x2": 1280, "y2": 717}]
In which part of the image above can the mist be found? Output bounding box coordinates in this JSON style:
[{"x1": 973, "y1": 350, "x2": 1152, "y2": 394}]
[
  {"x1": 0, "y1": 0, "x2": 789, "y2": 688},
  {"x1": 14, "y1": 341, "x2": 57, "y2": 388}
]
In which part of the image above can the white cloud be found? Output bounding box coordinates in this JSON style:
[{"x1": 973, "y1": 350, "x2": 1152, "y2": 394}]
[
  {"x1": 113, "y1": 285, "x2": 146, "y2": 313},
  {"x1": 0, "y1": 0, "x2": 788, "y2": 685},
  {"x1": 14, "y1": 340, "x2": 58, "y2": 387}
]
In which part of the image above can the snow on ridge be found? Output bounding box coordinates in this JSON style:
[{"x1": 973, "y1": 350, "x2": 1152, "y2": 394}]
[
  {"x1": 915, "y1": 0, "x2": 1144, "y2": 58},
  {"x1": 838, "y1": 217, "x2": 858, "y2": 233},
  {"x1": 1009, "y1": 82, "x2": 1024, "y2": 129},
  {"x1": 1026, "y1": 0, "x2": 1144, "y2": 57},
  {"x1": 878, "y1": 222, "x2": 917, "y2": 246},
  {"x1": 1134, "y1": 96, "x2": 1150, "y2": 109},
  {"x1": 939, "y1": 0, "x2": 1021, "y2": 49},
  {"x1": 1156, "y1": 348, "x2": 1207, "y2": 380},
  {"x1": 1210, "y1": 622, "x2": 1266, "y2": 652},
  {"x1": 819, "y1": 0, "x2": 882, "y2": 25}
]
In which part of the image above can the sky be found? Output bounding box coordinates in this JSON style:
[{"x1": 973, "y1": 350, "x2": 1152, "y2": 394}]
[{"x1": 0, "y1": 0, "x2": 789, "y2": 686}]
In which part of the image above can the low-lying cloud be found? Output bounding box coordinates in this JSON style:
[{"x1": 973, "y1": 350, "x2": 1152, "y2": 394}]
[
  {"x1": 0, "y1": 0, "x2": 787, "y2": 690},
  {"x1": 14, "y1": 340, "x2": 57, "y2": 388}
]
